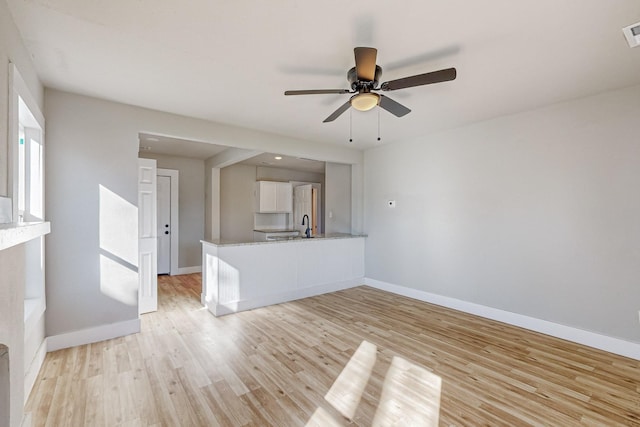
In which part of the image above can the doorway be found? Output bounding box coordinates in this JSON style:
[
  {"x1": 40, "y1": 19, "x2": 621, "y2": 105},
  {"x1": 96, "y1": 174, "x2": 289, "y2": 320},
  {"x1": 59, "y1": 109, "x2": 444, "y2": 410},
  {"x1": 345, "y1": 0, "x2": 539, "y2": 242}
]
[
  {"x1": 157, "y1": 175, "x2": 170, "y2": 274},
  {"x1": 156, "y1": 169, "x2": 179, "y2": 276},
  {"x1": 293, "y1": 182, "x2": 322, "y2": 236}
]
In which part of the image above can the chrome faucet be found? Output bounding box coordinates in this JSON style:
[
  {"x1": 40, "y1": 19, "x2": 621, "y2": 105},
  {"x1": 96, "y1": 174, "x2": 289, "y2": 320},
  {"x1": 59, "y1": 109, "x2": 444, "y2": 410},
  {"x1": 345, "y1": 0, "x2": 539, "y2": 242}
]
[{"x1": 302, "y1": 214, "x2": 311, "y2": 238}]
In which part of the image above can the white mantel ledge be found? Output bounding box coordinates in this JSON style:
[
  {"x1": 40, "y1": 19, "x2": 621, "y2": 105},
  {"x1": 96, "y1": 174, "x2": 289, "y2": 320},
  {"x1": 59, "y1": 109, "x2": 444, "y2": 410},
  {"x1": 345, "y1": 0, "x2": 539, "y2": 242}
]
[{"x1": 0, "y1": 222, "x2": 51, "y2": 251}]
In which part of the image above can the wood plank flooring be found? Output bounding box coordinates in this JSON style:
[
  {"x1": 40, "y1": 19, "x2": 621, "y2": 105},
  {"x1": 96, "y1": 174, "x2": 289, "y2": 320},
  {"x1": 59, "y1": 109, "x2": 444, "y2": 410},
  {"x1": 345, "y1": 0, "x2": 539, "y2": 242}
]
[{"x1": 24, "y1": 274, "x2": 640, "y2": 426}]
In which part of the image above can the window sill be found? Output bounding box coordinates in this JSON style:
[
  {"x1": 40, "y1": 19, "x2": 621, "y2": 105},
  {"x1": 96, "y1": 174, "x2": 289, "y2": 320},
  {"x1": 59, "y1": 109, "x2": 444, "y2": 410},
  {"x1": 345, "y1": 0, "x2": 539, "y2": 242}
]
[{"x1": 0, "y1": 222, "x2": 50, "y2": 251}]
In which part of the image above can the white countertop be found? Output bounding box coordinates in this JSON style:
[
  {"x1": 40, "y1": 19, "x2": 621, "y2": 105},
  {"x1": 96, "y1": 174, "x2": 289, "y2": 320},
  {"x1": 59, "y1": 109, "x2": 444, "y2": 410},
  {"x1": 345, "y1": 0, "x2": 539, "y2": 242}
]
[{"x1": 202, "y1": 233, "x2": 366, "y2": 247}]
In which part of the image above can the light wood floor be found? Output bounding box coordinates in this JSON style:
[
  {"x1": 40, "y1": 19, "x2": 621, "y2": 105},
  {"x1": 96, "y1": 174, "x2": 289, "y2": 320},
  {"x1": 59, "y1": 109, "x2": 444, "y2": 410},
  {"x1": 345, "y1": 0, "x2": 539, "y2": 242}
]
[{"x1": 25, "y1": 274, "x2": 640, "y2": 426}]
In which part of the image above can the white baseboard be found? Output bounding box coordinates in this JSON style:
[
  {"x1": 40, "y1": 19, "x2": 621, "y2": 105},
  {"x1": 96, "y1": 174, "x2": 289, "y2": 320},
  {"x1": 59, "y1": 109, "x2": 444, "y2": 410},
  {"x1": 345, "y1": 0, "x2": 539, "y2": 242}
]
[
  {"x1": 209, "y1": 278, "x2": 362, "y2": 316},
  {"x1": 24, "y1": 339, "x2": 47, "y2": 403},
  {"x1": 176, "y1": 265, "x2": 201, "y2": 275},
  {"x1": 47, "y1": 318, "x2": 140, "y2": 352},
  {"x1": 364, "y1": 278, "x2": 640, "y2": 361}
]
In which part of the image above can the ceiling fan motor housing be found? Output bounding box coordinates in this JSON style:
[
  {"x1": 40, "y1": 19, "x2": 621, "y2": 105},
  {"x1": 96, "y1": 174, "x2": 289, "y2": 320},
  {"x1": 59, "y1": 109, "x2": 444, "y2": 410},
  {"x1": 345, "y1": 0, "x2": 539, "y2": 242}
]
[{"x1": 348, "y1": 66, "x2": 383, "y2": 91}]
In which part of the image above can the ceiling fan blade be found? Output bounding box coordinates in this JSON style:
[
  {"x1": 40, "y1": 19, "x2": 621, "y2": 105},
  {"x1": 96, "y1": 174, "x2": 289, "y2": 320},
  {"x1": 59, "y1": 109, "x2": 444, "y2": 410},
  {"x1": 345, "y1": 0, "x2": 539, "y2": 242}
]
[
  {"x1": 323, "y1": 101, "x2": 351, "y2": 123},
  {"x1": 354, "y1": 47, "x2": 377, "y2": 81},
  {"x1": 380, "y1": 67, "x2": 456, "y2": 91},
  {"x1": 378, "y1": 95, "x2": 411, "y2": 117},
  {"x1": 285, "y1": 89, "x2": 350, "y2": 95}
]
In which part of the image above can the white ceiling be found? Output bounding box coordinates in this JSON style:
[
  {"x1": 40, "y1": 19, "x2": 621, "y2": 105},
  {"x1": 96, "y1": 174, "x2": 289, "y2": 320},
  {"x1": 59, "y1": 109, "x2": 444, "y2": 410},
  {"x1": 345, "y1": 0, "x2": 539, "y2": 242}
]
[{"x1": 7, "y1": 1, "x2": 640, "y2": 150}]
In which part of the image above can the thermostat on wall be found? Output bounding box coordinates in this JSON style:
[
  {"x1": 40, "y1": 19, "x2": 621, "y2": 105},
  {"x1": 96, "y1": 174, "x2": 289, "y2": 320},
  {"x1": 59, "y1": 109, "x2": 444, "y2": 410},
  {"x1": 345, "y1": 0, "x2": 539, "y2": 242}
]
[{"x1": 623, "y1": 22, "x2": 640, "y2": 48}]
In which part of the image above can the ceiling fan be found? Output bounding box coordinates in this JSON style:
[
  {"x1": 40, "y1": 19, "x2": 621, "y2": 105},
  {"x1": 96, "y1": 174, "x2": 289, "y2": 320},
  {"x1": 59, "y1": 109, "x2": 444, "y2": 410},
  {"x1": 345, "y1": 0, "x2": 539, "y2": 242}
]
[{"x1": 284, "y1": 47, "x2": 456, "y2": 123}]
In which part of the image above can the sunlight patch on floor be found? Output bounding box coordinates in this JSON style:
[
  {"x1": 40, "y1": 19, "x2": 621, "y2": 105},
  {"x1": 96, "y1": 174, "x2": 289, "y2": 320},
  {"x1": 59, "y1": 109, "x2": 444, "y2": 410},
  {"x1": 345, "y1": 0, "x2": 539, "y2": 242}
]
[
  {"x1": 373, "y1": 356, "x2": 442, "y2": 426},
  {"x1": 307, "y1": 340, "x2": 442, "y2": 426},
  {"x1": 324, "y1": 340, "x2": 377, "y2": 419}
]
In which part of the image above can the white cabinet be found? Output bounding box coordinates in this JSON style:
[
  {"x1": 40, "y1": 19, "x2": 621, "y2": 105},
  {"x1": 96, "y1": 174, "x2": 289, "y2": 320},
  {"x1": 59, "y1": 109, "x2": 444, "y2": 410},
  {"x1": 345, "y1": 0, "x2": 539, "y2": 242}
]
[
  {"x1": 257, "y1": 181, "x2": 277, "y2": 212},
  {"x1": 275, "y1": 182, "x2": 293, "y2": 212},
  {"x1": 255, "y1": 181, "x2": 292, "y2": 213}
]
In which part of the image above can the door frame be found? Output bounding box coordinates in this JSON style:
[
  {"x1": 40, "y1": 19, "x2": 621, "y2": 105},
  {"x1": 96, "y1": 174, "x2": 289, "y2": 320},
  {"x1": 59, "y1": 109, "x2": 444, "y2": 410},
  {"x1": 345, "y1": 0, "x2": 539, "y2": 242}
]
[{"x1": 157, "y1": 168, "x2": 179, "y2": 276}]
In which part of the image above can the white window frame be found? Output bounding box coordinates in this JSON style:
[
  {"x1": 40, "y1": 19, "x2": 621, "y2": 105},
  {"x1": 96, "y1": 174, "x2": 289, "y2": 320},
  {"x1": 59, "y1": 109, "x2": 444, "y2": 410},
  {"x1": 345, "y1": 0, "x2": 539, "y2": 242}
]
[{"x1": 8, "y1": 63, "x2": 45, "y2": 222}]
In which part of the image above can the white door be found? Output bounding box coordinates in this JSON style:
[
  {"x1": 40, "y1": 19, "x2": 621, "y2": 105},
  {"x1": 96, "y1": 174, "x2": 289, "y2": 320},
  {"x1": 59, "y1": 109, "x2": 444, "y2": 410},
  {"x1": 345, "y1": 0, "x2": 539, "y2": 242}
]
[
  {"x1": 157, "y1": 175, "x2": 171, "y2": 275},
  {"x1": 294, "y1": 184, "x2": 313, "y2": 235},
  {"x1": 138, "y1": 158, "x2": 158, "y2": 314}
]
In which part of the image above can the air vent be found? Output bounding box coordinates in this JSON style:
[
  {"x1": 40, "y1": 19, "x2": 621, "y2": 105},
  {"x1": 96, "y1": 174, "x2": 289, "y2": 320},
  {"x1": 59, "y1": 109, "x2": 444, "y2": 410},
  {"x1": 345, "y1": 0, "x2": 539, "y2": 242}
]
[{"x1": 622, "y1": 22, "x2": 640, "y2": 48}]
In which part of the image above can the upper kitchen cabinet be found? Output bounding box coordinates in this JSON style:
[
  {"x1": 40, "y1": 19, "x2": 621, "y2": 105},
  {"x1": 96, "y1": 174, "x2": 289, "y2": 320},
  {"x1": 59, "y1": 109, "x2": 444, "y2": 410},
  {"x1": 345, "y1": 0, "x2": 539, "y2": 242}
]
[{"x1": 255, "y1": 181, "x2": 293, "y2": 213}]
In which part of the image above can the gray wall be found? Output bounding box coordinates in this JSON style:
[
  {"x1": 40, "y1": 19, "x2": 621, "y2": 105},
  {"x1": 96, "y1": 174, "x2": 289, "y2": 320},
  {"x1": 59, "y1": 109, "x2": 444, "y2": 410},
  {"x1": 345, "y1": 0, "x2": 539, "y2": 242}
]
[
  {"x1": 204, "y1": 156, "x2": 217, "y2": 241},
  {"x1": 325, "y1": 162, "x2": 352, "y2": 234},
  {"x1": 138, "y1": 152, "x2": 204, "y2": 268},
  {"x1": 220, "y1": 164, "x2": 256, "y2": 242},
  {"x1": 364, "y1": 84, "x2": 640, "y2": 343},
  {"x1": 44, "y1": 88, "x2": 363, "y2": 339},
  {"x1": 45, "y1": 91, "x2": 140, "y2": 337}
]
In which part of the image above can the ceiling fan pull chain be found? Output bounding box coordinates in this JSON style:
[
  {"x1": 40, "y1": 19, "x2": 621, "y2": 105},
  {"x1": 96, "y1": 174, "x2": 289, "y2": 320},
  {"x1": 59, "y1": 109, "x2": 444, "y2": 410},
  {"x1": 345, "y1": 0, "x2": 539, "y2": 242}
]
[
  {"x1": 349, "y1": 109, "x2": 353, "y2": 143},
  {"x1": 377, "y1": 108, "x2": 381, "y2": 142}
]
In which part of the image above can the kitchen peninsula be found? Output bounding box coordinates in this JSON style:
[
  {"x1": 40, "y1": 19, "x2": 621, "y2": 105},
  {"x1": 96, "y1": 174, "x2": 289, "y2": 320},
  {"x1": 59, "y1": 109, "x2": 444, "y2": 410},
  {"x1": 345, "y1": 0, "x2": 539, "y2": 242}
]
[{"x1": 201, "y1": 234, "x2": 365, "y2": 316}]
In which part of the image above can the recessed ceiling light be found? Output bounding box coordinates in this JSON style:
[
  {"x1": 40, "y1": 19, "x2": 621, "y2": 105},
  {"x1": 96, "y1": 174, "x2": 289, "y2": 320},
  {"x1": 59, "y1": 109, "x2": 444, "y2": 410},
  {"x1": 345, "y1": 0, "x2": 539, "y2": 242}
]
[{"x1": 274, "y1": 156, "x2": 282, "y2": 160}]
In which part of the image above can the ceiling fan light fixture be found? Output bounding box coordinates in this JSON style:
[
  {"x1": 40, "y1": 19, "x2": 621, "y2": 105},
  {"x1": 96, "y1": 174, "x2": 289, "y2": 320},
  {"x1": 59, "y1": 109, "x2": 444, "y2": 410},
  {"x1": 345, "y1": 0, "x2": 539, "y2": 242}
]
[{"x1": 350, "y1": 93, "x2": 380, "y2": 111}]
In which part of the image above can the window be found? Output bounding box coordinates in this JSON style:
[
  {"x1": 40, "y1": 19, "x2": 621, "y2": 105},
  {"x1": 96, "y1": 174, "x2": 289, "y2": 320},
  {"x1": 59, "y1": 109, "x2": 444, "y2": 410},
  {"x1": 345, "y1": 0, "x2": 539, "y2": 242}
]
[
  {"x1": 10, "y1": 65, "x2": 45, "y2": 222},
  {"x1": 18, "y1": 126, "x2": 25, "y2": 215}
]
